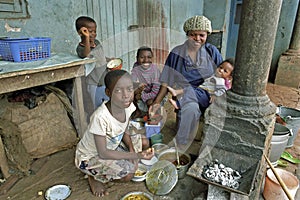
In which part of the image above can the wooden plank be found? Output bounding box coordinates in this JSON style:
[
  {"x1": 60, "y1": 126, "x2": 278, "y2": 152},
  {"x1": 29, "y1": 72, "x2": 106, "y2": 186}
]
[
  {"x1": 0, "y1": 58, "x2": 95, "y2": 79},
  {"x1": 169, "y1": 0, "x2": 188, "y2": 49},
  {"x1": 0, "y1": 137, "x2": 10, "y2": 179},
  {"x1": 115, "y1": 0, "x2": 126, "y2": 62},
  {"x1": 92, "y1": 0, "x2": 101, "y2": 33},
  {"x1": 0, "y1": 175, "x2": 19, "y2": 195},
  {"x1": 127, "y1": 0, "x2": 139, "y2": 71},
  {"x1": 0, "y1": 65, "x2": 85, "y2": 95},
  {"x1": 99, "y1": 0, "x2": 109, "y2": 41},
  {"x1": 86, "y1": 0, "x2": 93, "y2": 16}
]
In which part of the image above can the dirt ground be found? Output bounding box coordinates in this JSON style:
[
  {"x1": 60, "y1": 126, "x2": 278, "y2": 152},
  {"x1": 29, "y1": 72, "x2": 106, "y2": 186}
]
[{"x1": 0, "y1": 83, "x2": 299, "y2": 200}]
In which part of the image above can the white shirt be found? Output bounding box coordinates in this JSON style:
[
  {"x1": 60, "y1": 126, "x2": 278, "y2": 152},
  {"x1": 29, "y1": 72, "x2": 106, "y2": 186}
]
[
  {"x1": 75, "y1": 102, "x2": 136, "y2": 165},
  {"x1": 199, "y1": 75, "x2": 227, "y2": 96}
]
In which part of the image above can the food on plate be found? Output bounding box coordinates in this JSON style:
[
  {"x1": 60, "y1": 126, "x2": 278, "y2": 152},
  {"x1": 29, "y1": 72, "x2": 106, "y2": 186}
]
[
  {"x1": 124, "y1": 194, "x2": 151, "y2": 200},
  {"x1": 134, "y1": 169, "x2": 146, "y2": 177},
  {"x1": 158, "y1": 150, "x2": 190, "y2": 167},
  {"x1": 146, "y1": 147, "x2": 154, "y2": 153},
  {"x1": 133, "y1": 164, "x2": 148, "y2": 180},
  {"x1": 107, "y1": 58, "x2": 122, "y2": 70}
]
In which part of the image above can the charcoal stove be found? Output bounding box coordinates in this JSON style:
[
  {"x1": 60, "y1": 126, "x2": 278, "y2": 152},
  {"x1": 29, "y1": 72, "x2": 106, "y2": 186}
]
[{"x1": 187, "y1": 145, "x2": 260, "y2": 196}]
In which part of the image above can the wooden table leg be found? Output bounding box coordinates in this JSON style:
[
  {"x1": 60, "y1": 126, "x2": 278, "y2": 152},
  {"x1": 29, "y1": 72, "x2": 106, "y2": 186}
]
[{"x1": 74, "y1": 76, "x2": 87, "y2": 138}]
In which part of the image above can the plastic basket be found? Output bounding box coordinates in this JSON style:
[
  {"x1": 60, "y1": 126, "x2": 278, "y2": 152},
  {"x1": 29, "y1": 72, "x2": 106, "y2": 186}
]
[
  {"x1": 145, "y1": 122, "x2": 161, "y2": 138},
  {"x1": 0, "y1": 37, "x2": 51, "y2": 62}
]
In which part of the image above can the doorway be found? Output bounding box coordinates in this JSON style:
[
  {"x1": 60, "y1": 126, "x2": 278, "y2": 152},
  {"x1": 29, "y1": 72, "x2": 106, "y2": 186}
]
[{"x1": 226, "y1": 0, "x2": 242, "y2": 59}]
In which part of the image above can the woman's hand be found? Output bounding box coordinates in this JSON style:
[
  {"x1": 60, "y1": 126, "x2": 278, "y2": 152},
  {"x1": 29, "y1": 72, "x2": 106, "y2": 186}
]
[
  {"x1": 210, "y1": 95, "x2": 216, "y2": 103},
  {"x1": 148, "y1": 103, "x2": 160, "y2": 117},
  {"x1": 137, "y1": 148, "x2": 154, "y2": 160},
  {"x1": 105, "y1": 57, "x2": 115, "y2": 62}
]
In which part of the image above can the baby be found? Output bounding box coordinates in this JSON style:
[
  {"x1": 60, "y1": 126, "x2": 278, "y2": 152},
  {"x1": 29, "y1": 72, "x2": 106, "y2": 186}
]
[{"x1": 168, "y1": 58, "x2": 234, "y2": 109}]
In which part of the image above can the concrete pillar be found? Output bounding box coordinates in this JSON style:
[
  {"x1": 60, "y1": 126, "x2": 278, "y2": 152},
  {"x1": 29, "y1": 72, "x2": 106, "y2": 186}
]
[
  {"x1": 202, "y1": 0, "x2": 280, "y2": 199},
  {"x1": 275, "y1": 3, "x2": 300, "y2": 88},
  {"x1": 233, "y1": 1, "x2": 282, "y2": 96}
]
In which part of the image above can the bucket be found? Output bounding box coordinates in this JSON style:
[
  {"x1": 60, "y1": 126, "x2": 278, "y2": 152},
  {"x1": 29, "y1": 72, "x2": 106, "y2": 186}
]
[
  {"x1": 150, "y1": 133, "x2": 163, "y2": 145},
  {"x1": 158, "y1": 148, "x2": 191, "y2": 179},
  {"x1": 263, "y1": 168, "x2": 299, "y2": 200},
  {"x1": 277, "y1": 106, "x2": 300, "y2": 147},
  {"x1": 269, "y1": 123, "x2": 291, "y2": 166}
]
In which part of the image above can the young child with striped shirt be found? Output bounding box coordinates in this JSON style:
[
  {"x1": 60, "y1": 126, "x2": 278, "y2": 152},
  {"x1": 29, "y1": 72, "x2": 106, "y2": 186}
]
[{"x1": 131, "y1": 46, "x2": 161, "y2": 118}]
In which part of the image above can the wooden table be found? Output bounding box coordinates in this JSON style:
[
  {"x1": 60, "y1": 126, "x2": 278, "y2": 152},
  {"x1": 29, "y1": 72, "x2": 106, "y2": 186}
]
[
  {"x1": 0, "y1": 54, "x2": 95, "y2": 178},
  {"x1": 0, "y1": 56, "x2": 95, "y2": 179},
  {"x1": 0, "y1": 56, "x2": 95, "y2": 135},
  {"x1": 0, "y1": 54, "x2": 96, "y2": 182}
]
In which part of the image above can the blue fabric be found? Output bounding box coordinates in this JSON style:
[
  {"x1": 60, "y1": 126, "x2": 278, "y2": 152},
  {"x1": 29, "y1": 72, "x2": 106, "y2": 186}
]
[
  {"x1": 94, "y1": 85, "x2": 109, "y2": 108},
  {"x1": 160, "y1": 42, "x2": 223, "y2": 88},
  {"x1": 160, "y1": 41, "x2": 223, "y2": 144},
  {"x1": 176, "y1": 101, "x2": 200, "y2": 144},
  {"x1": 177, "y1": 86, "x2": 210, "y2": 113}
]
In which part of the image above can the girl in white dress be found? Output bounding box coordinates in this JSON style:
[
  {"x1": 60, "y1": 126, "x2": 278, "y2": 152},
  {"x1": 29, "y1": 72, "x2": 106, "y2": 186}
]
[{"x1": 75, "y1": 70, "x2": 154, "y2": 197}]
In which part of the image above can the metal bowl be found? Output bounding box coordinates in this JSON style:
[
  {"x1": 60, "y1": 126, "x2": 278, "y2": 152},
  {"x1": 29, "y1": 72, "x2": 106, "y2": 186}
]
[
  {"x1": 120, "y1": 191, "x2": 153, "y2": 200},
  {"x1": 152, "y1": 143, "x2": 169, "y2": 156},
  {"x1": 146, "y1": 160, "x2": 178, "y2": 195},
  {"x1": 132, "y1": 163, "x2": 148, "y2": 182},
  {"x1": 107, "y1": 58, "x2": 122, "y2": 70},
  {"x1": 45, "y1": 184, "x2": 71, "y2": 200},
  {"x1": 158, "y1": 148, "x2": 191, "y2": 179}
]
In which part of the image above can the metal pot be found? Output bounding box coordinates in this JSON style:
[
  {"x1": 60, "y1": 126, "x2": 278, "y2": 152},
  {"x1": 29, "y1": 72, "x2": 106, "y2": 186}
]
[{"x1": 158, "y1": 148, "x2": 191, "y2": 179}]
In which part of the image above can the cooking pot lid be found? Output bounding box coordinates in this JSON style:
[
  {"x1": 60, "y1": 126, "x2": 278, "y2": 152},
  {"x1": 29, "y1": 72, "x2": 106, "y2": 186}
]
[{"x1": 146, "y1": 160, "x2": 178, "y2": 195}]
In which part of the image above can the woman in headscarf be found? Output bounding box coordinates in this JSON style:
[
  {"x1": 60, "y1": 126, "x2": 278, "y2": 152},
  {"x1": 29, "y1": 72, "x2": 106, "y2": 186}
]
[{"x1": 149, "y1": 15, "x2": 223, "y2": 150}]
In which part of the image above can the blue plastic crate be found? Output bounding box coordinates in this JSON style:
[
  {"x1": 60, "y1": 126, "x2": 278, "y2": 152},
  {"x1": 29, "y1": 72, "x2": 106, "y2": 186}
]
[
  {"x1": 0, "y1": 37, "x2": 51, "y2": 62},
  {"x1": 145, "y1": 122, "x2": 161, "y2": 138}
]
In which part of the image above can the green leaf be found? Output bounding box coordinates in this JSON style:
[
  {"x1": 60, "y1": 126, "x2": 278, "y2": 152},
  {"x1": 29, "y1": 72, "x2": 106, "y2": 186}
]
[
  {"x1": 277, "y1": 159, "x2": 288, "y2": 167},
  {"x1": 281, "y1": 151, "x2": 293, "y2": 158},
  {"x1": 281, "y1": 151, "x2": 300, "y2": 164}
]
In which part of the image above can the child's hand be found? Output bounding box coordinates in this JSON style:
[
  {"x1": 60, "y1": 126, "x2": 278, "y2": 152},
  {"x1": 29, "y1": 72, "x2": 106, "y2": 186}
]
[
  {"x1": 139, "y1": 148, "x2": 154, "y2": 160},
  {"x1": 139, "y1": 83, "x2": 146, "y2": 88},
  {"x1": 135, "y1": 93, "x2": 142, "y2": 101},
  {"x1": 133, "y1": 159, "x2": 139, "y2": 169},
  {"x1": 106, "y1": 57, "x2": 115, "y2": 62},
  {"x1": 136, "y1": 85, "x2": 145, "y2": 93},
  {"x1": 210, "y1": 95, "x2": 216, "y2": 103},
  {"x1": 79, "y1": 27, "x2": 89, "y2": 37}
]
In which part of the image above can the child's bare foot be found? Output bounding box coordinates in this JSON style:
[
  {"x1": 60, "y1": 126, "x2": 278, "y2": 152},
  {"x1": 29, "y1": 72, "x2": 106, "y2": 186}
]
[
  {"x1": 169, "y1": 99, "x2": 179, "y2": 109},
  {"x1": 88, "y1": 175, "x2": 109, "y2": 197}
]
